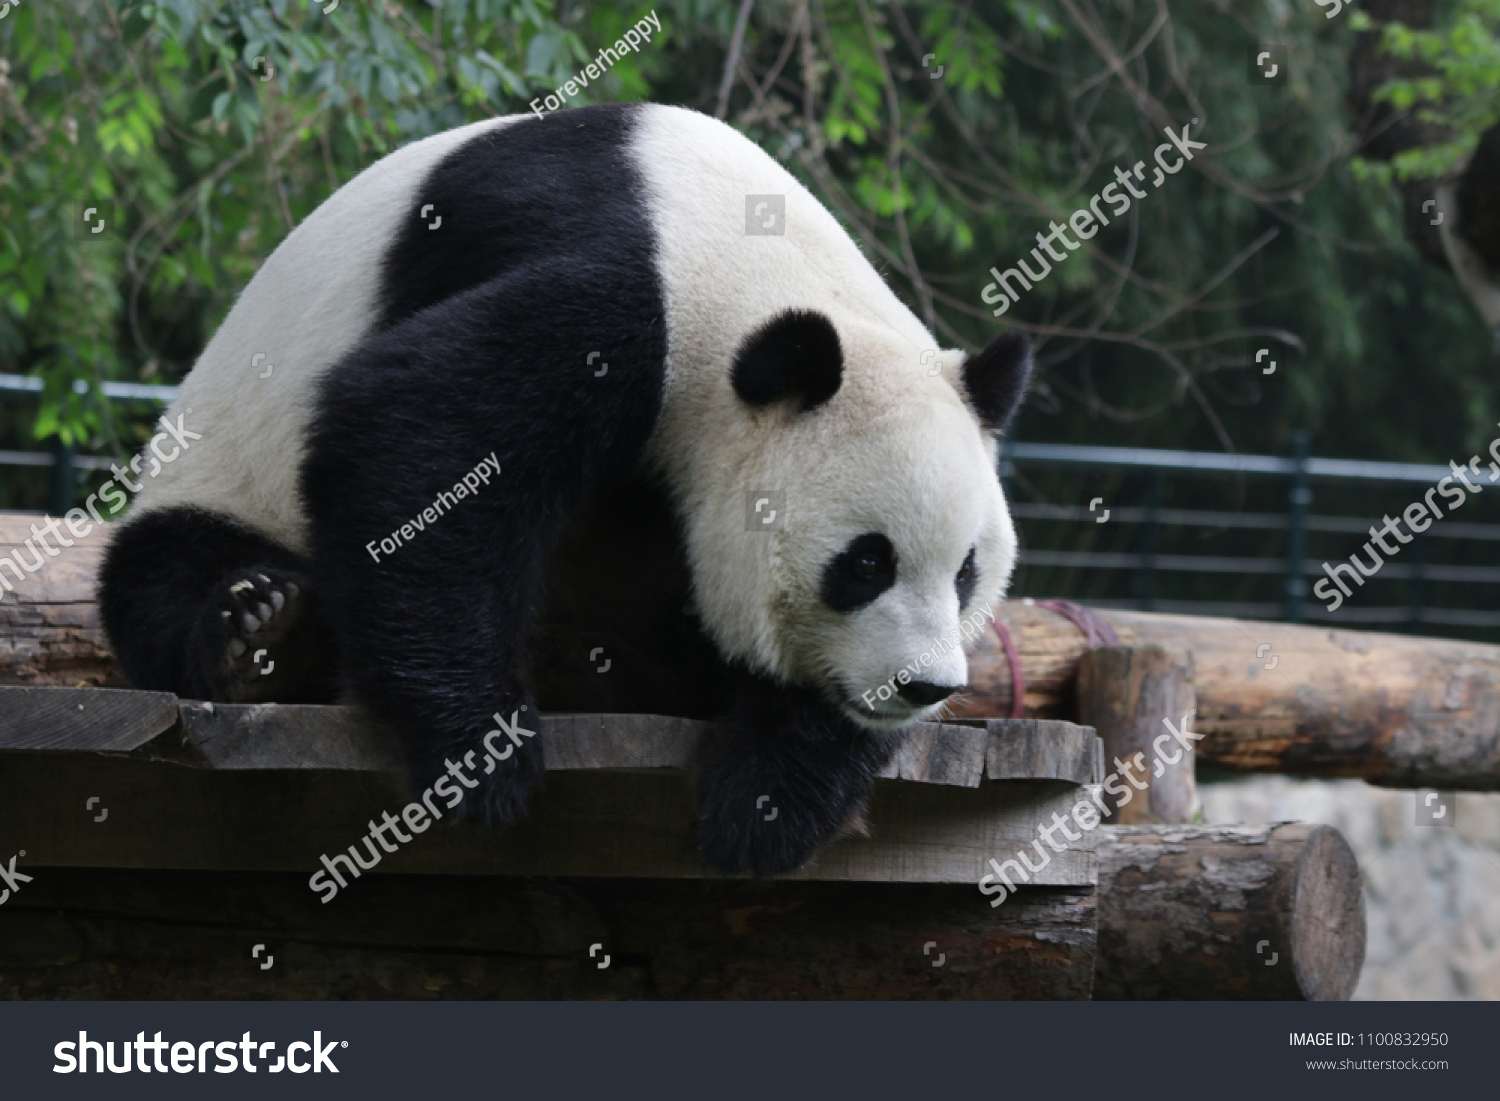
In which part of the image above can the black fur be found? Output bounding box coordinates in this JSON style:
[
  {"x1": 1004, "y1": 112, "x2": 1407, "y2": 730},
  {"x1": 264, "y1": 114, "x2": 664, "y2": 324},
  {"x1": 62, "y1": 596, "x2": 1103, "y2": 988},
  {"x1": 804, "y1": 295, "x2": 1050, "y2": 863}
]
[
  {"x1": 820, "y1": 532, "x2": 897, "y2": 612},
  {"x1": 955, "y1": 546, "x2": 977, "y2": 607},
  {"x1": 296, "y1": 105, "x2": 671, "y2": 828},
  {"x1": 962, "y1": 330, "x2": 1033, "y2": 433},
  {"x1": 528, "y1": 475, "x2": 733, "y2": 719},
  {"x1": 693, "y1": 670, "x2": 902, "y2": 876},
  {"x1": 305, "y1": 258, "x2": 666, "y2": 826},
  {"x1": 378, "y1": 104, "x2": 647, "y2": 329},
  {"x1": 98, "y1": 507, "x2": 338, "y2": 703},
  {"x1": 732, "y1": 309, "x2": 843, "y2": 412}
]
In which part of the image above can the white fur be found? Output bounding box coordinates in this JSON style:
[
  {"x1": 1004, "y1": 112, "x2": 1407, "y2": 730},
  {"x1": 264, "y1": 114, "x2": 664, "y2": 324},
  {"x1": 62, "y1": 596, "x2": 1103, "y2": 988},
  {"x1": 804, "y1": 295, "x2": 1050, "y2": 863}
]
[
  {"x1": 632, "y1": 106, "x2": 1017, "y2": 727},
  {"x1": 129, "y1": 116, "x2": 520, "y2": 553}
]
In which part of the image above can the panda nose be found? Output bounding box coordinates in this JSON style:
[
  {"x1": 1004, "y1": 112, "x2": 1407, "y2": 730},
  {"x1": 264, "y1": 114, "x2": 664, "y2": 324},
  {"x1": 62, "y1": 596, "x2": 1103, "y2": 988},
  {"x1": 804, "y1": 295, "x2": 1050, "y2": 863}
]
[{"x1": 896, "y1": 679, "x2": 959, "y2": 706}]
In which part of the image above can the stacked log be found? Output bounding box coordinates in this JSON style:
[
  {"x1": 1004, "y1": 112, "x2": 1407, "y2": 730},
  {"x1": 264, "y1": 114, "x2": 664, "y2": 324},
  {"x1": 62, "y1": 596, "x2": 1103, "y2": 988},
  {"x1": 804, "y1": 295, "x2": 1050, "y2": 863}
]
[{"x1": 1094, "y1": 823, "x2": 1366, "y2": 1001}]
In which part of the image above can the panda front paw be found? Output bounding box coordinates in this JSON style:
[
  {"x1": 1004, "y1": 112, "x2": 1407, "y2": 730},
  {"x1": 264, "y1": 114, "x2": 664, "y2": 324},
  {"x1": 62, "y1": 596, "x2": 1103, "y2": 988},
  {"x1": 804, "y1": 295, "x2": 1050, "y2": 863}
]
[
  {"x1": 692, "y1": 713, "x2": 899, "y2": 876},
  {"x1": 693, "y1": 775, "x2": 845, "y2": 876},
  {"x1": 416, "y1": 705, "x2": 546, "y2": 830}
]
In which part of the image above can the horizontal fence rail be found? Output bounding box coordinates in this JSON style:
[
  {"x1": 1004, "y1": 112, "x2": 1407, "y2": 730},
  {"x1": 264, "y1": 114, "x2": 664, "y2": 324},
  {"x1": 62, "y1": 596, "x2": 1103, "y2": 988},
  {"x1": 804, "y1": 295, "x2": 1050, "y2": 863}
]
[{"x1": 1001, "y1": 436, "x2": 1500, "y2": 632}]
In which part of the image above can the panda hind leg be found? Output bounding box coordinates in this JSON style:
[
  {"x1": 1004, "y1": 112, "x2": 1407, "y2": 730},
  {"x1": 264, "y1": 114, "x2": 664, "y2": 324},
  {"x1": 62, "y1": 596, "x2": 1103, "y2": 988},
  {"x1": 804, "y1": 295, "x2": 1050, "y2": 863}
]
[{"x1": 99, "y1": 506, "x2": 339, "y2": 704}]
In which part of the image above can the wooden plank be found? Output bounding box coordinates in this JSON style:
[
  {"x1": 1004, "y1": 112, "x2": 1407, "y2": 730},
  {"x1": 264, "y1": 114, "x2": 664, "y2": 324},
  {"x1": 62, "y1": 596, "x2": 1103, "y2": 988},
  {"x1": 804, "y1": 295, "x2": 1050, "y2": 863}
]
[
  {"x1": 881, "y1": 721, "x2": 988, "y2": 786},
  {"x1": 984, "y1": 718, "x2": 1100, "y2": 783},
  {"x1": 1, "y1": 689, "x2": 1097, "y2": 787},
  {"x1": 539, "y1": 711, "x2": 700, "y2": 771},
  {"x1": 0, "y1": 686, "x2": 178, "y2": 751},
  {"x1": 0, "y1": 690, "x2": 1100, "y2": 884},
  {"x1": 0, "y1": 868, "x2": 1095, "y2": 1000},
  {"x1": 173, "y1": 701, "x2": 404, "y2": 771},
  {"x1": 0, "y1": 751, "x2": 1097, "y2": 885}
]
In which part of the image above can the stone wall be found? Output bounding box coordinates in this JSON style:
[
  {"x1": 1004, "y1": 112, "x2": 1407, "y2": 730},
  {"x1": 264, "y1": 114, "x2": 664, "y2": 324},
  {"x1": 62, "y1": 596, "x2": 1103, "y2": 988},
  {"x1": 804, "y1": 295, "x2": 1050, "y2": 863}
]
[{"x1": 1200, "y1": 777, "x2": 1500, "y2": 1000}]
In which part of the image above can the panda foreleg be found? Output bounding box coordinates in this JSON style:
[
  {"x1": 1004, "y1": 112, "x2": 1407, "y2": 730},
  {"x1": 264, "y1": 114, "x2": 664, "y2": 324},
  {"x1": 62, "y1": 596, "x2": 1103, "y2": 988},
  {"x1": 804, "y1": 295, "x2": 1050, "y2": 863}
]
[
  {"x1": 692, "y1": 672, "x2": 903, "y2": 876},
  {"x1": 301, "y1": 261, "x2": 667, "y2": 829}
]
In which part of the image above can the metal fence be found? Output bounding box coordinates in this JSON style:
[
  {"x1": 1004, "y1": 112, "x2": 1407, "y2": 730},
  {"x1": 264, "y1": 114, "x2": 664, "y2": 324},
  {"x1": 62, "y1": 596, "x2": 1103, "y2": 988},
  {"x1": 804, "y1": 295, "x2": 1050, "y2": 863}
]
[
  {"x1": 3, "y1": 372, "x2": 1498, "y2": 634},
  {"x1": 1001, "y1": 438, "x2": 1500, "y2": 633}
]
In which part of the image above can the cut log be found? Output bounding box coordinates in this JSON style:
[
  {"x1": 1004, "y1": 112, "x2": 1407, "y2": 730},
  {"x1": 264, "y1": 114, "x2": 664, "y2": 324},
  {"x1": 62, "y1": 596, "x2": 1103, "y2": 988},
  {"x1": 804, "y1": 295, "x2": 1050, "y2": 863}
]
[
  {"x1": 1093, "y1": 823, "x2": 1366, "y2": 1001},
  {"x1": 1077, "y1": 646, "x2": 1199, "y2": 824},
  {"x1": 0, "y1": 868, "x2": 1096, "y2": 1000}
]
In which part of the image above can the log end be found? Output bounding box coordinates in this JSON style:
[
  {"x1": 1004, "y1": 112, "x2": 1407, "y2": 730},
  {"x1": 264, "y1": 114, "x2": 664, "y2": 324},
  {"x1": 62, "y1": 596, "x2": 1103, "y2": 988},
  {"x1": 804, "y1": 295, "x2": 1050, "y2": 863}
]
[{"x1": 1292, "y1": 824, "x2": 1367, "y2": 1002}]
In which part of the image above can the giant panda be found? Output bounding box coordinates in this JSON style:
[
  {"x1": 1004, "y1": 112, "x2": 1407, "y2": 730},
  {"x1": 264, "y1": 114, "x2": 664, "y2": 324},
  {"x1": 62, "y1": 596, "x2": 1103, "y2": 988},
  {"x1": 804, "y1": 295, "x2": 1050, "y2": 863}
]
[{"x1": 98, "y1": 103, "x2": 1032, "y2": 875}]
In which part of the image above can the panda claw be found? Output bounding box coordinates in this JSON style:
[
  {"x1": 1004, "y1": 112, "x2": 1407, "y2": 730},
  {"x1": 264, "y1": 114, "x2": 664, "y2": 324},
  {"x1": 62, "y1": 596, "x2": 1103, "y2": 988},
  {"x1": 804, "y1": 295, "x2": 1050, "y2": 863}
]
[
  {"x1": 270, "y1": 590, "x2": 285, "y2": 613},
  {"x1": 242, "y1": 613, "x2": 261, "y2": 634},
  {"x1": 228, "y1": 639, "x2": 247, "y2": 658},
  {"x1": 255, "y1": 601, "x2": 273, "y2": 621}
]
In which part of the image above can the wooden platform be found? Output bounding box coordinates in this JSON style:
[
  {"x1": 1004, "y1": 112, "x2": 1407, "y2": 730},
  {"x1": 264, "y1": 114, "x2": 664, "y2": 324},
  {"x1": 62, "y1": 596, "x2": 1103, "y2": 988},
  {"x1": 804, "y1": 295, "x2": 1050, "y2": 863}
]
[
  {"x1": 0, "y1": 686, "x2": 1369, "y2": 999},
  {"x1": 1, "y1": 687, "x2": 1100, "y2": 885},
  {"x1": 0, "y1": 688, "x2": 1104, "y2": 998}
]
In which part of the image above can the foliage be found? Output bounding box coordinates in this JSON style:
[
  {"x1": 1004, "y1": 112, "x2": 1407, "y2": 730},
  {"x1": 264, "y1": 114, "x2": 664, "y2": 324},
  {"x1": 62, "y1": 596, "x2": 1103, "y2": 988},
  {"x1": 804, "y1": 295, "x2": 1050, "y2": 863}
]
[
  {"x1": 1351, "y1": 0, "x2": 1500, "y2": 182},
  {"x1": 0, "y1": 0, "x2": 1497, "y2": 476},
  {"x1": 0, "y1": 0, "x2": 662, "y2": 449}
]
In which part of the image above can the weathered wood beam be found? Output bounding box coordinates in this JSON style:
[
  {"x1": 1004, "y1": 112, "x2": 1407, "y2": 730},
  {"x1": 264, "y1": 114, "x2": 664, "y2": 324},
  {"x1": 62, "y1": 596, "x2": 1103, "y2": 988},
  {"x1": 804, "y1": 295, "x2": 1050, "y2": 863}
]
[
  {"x1": 0, "y1": 868, "x2": 1097, "y2": 1000},
  {"x1": 0, "y1": 513, "x2": 118, "y2": 688},
  {"x1": 955, "y1": 603, "x2": 1500, "y2": 790},
  {"x1": 1094, "y1": 823, "x2": 1366, "y2": 1001},
  {"x1": 0, "y1": 689, "x2": 1100, "y2": 887},
  {"x1": 1076, "y1": 645, "x2": 1199, "y2": 824}
]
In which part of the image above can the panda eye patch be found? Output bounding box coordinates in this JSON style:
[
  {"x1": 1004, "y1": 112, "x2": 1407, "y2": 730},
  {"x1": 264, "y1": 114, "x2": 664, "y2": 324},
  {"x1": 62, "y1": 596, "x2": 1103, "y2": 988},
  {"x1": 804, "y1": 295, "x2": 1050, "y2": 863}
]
[
  {"x1": 955, "y1": 547, "x2": 978, "y2": 607},
  {"x1": 822, "y1": 533, "x2": 897, "y2": 612}
]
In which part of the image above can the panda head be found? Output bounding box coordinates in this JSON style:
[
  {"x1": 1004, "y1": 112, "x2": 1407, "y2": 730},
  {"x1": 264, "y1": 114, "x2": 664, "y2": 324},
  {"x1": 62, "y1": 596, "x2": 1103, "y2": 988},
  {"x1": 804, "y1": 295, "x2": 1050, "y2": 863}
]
[{"x1": 714, "y1": 309, "x2": 1032, "y2": 730}]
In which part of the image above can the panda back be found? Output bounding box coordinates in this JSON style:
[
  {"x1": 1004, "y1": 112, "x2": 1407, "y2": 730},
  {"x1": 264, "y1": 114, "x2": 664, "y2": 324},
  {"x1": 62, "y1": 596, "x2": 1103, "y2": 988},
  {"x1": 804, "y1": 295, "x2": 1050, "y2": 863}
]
[{"x1": 127, "y1": 115, "x2": 519, "y2": 551}]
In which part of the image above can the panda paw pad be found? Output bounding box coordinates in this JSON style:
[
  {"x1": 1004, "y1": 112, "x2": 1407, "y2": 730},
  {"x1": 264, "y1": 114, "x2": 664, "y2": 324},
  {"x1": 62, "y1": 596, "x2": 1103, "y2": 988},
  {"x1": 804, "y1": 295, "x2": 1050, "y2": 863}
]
[{"x1": 213, "y1": 568, "x2": 310, "y2": 688}]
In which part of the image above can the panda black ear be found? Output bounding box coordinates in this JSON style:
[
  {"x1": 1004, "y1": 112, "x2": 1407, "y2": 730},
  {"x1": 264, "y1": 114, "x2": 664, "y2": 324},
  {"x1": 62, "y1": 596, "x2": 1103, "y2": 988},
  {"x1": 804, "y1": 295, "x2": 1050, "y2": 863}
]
[
  {"x1": 732, "y1": 310, "x2": 843, "y2": 412},
  {"x1": 962, "y1": 330, "x2": 1033, "y2": 433}
]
